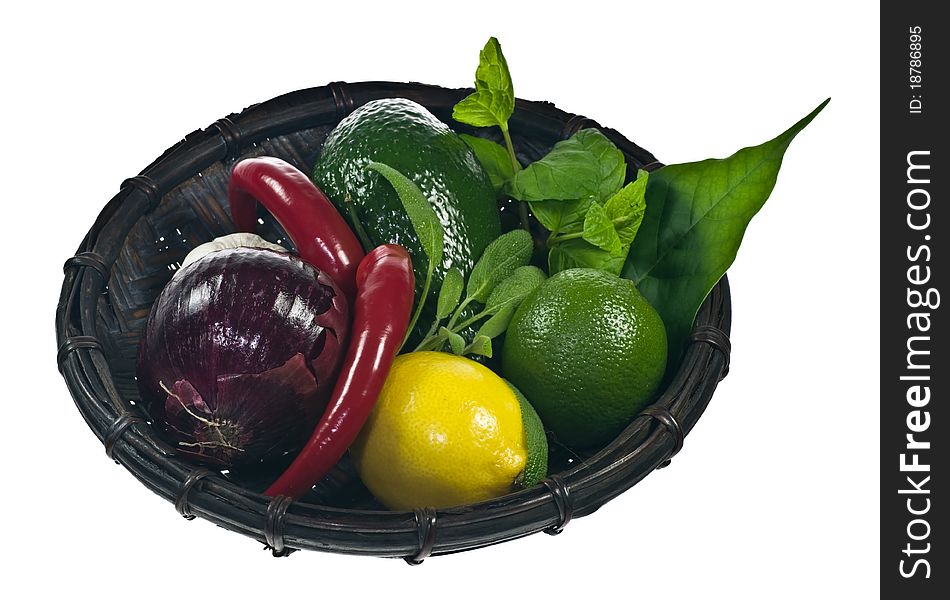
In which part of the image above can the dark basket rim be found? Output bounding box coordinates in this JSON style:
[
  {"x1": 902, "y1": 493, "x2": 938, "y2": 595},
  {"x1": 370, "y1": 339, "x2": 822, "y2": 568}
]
[{"x1": 55, "y1": 80, "x2": 732, "y2": 561}]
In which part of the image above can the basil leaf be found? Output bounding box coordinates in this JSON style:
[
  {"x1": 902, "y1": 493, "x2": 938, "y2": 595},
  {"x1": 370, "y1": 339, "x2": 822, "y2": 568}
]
[
  {"x1": 442, "y1": 327, "x2": 466, "y2": 355},
  {"x1": 366, "y1": 162, "x2": 444, "y2": 266},
  {"x1": 437, "y1": 268, "x2": 464, "y2": 319},
  {"x1": 582, "y1": 202, "x2": 623, "y2": 256},
  {"x1": 623, "y1": 99, "x2": 829, "y2": 359},
  {"x1": 476, "y1": 306, "x2": 516, "y2": 340},
  {"x1": 485, "y1": 266, "x2": 546, "y2": 315},
  {"x1": 452, "y1": 37, "x2": 514, "y2": 129},
  {"x1": 460, "y1": 134, "x2": 516, "y2": 195},
  {"x1": 466, "y1": 229, "x2": 533, "y2": 303},
  {"x1": 529, "y1": 198, "x2": 593, "y2": 233},
  {"x1": 465, "y1": 335, "x2": 493, "y2": 358},
  {"x1": 509, "y1": 129, "x2": 625, "y2": 204},
  {"x1": 604, "y1": 172, "x2": 648, "y2": 246},
  {"x1": 549, "y1": 238, "x2": 625, "y2": 276}
]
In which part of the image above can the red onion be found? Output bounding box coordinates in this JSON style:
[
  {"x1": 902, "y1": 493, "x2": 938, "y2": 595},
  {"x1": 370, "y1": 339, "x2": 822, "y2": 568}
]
[{"x1": 136, "y1": 246, "x2": 349, "y2": 468}]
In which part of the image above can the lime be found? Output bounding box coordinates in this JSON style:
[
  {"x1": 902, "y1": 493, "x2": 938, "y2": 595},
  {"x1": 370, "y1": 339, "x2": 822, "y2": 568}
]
[
  {"x1": 350, "y1": 352, "x2": 547, "y2": 510},
  {"x1": 501, "y1": 268, "x2": 667, "y2": 448}
]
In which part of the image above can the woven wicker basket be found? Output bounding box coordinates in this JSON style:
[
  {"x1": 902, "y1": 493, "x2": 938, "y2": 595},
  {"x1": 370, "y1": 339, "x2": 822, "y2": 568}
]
[{"x1": 55, "y1": 81, "x2": 732, "y2": 562}]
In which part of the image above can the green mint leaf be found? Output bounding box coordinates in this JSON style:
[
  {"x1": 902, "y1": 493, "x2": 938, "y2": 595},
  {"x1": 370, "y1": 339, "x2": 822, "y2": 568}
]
[
  {"x1": 466, "y1": 229, "x2": 534, "y2": 303},
  {"x1": 604, "y1": 172, "x2": 648, "y2": 246},
  {"x1": 437, "y1": 267, "x2": 464, "y2": 319},
  {"x1": 623, "y1": 99, "x2": 829, "y2": 360},
  {"x1": 476, "y1": 305, "x2": 517, "y2": 340},
  {"x1": 460, "y1": 134, "x2": 516, "y2": 195},
  {"x1": 508, "y1": 129, "x2": 625, "y2": 203},
  {"x1": 465, "y1": 335, "x2": 493, "y2": 358},
  {"x1": 485, "y1": 266, "x2": 546, "y2": 315},
  {"x1": 529, "y1": 198, "x2": 593, "y2": 233},
  {"x1": 582, "y1": 202, "x2": 623, "y2": 256},
  {"x1": 442, "y1": 327, "x2": 466, "y2": 355},
  {"x1": 549, "y1": 238, "x2": 625, "y2": 276},
  {"x1": 366, "y1": 162, "x2": 444, "y2": 267},
  {"x1": 452, "y1": 37, "x2": 514, "y2": 129}
]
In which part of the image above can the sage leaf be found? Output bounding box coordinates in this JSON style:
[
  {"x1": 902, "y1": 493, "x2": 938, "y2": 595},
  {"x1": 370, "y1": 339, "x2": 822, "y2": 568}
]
[
  {"x1": 466, "y1": 229, "x2": 533, "y2": 303},
  {"x1": 582, "y1": 202, "x2": 623, "y2": 256},
  {"x1": 604, "y1": 172, "x2": 648, "y2": 246},
  {"x1": 485, "y1": 266, "x2": 546, "y2": 315},
  {"x1": 476, "y1": 306, "x2": 517, "y2": 340},
  {"x1": 623, "y1": 99, "x2": 829, "y2": 359},
  {"x1": 452, "y1": 37, "x2": 514, "y2": 129},
  {"x1": 508, "y1": 129, "x2": 625, "y2": 205},
  {"x1": 549, "y1": 238, "x2": 625, "y2": 276},
  {"x1": 465, "y1": 335, "x2": 493, "y2": 358},
  {"x1": 368, "y1": 161, "x2": 446, "y2": 348},
  {"x1": 442, "y1": 327, "x2": 466, "y2": 355},
  {"x1": 460, "y1": 134, "x2": 516, "y2": 195},
  {"x1": 436, "y1": 267, "x2": 464, "y2": 320},
  {"x1": 366, "y1": 162, "x2": 444, "y2": 267}
]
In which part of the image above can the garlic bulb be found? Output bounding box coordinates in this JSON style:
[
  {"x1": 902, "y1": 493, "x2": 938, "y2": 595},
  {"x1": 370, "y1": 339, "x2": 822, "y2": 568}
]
[{"x1": 179, "y1": 233, "x2": 287, "y2": 271}]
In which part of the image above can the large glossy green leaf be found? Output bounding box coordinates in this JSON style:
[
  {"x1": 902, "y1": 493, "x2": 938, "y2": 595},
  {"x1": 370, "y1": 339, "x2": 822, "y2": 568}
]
[{"x1": 623, "y1": 99, "x2": 829, "y2": 359}]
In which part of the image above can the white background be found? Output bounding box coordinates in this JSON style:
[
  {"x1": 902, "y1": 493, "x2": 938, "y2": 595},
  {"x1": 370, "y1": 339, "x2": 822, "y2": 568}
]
[{"x1": 2, "y1": 1, "x2": 879, "y2": 598}]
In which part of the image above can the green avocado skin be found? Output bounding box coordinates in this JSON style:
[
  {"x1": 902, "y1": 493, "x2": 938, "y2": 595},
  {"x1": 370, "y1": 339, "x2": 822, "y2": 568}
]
[{"x1": 313, "y1": 98, "x2": 501, "y2": 340}]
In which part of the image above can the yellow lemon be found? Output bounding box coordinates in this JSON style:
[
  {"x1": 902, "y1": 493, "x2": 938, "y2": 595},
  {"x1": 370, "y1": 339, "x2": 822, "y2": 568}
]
[{"x1": 350, "y1": 351, "x2": 545, "y2": 510}]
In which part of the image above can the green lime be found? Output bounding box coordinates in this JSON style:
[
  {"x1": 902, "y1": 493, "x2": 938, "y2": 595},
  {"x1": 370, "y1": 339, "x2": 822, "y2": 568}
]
[
  {"x1": 501, "y1": 268, "x2": 667, "y2": 448},
  {"x1": 505, "y1": 380, "x2": 548, "y2": 488}
]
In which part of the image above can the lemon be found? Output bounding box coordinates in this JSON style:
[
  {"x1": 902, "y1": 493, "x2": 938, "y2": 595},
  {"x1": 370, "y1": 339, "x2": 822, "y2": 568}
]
[{"x1": 350, "y1": 352, "x2": 547, "y2": 510}]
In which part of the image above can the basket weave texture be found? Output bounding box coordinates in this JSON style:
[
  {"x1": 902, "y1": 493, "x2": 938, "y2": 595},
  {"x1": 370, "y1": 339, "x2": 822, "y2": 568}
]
[{"x1": 55, "y1": 81, "x2": 732, "y2": 561}]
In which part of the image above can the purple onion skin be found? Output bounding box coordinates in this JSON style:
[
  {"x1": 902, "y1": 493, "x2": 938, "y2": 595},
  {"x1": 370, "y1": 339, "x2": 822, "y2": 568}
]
[{"x1": 136, "y1": 247, "x2": 349, "y2": 469}]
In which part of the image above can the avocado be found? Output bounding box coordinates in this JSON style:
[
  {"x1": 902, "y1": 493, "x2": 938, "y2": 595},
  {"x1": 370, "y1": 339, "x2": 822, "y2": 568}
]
[{"x1": 313, "y1": 98, "x2": 501, "y2": 342}]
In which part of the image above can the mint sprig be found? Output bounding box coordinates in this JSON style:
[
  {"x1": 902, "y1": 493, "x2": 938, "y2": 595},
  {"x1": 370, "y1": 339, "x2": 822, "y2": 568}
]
[{"x1": 453, "y1": 37, "x2": 527, "y2": 229}]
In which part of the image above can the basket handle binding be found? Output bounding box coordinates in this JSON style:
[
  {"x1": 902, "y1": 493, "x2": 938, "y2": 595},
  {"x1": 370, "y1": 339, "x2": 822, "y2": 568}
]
[
  {"x1": 264, "y1": 495, "x2": 296, "y2": 557},
  {"x1": 688, "y1": 325, "x2": 731, "y2": 380},
  {"x1": 175, "y1": 468, "x2": 212, "y2": 520},
  {"x1": 405, "y1": 507, "x2": 438, "y2": 565}
]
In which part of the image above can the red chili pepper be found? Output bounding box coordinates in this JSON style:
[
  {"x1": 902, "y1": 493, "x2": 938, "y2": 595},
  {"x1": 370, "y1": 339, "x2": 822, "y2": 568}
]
[
  {"x1": 228, "y1": 156, "x2": 364, "y2": 301},
  {"x1": 264, "y1": 244, "x2": 415, "y2": 499}
]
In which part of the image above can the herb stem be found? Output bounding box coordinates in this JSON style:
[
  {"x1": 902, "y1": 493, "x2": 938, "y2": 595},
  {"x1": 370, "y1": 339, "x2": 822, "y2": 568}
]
[
  {"x1": 452, "y1": 310, "x2": 489, "y2": 333},
  {"x1": 402, "y1": 265, "x2": 434, "y2": 350},
  {"x1": 500, "y1": 124, "x2": 530, "y2": 231},
  {"x1": 549, "y1": 230, "x2": 584, "y2": 244},
  {"x1": 446, "y1": 296, "x2": 475, "y2": 331},
  {"x1": 413, "y1": 318, "x2": 443, "y2": 352},
  {"x1": 417, "y1": 330, "x2": 448, "y2": 352},
  {"x1": 344, "y1": 198, "x2": 375, "y2": 253},
  {"x1": 548, "y1": 214, "x2": 635, "y2": 246}
]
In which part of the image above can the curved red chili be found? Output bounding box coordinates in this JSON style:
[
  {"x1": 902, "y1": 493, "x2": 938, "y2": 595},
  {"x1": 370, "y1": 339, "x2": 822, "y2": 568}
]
[
  {"x1": 264, "y1": 244, "x2": 415, "y2": 499},
  {"x1": 228, "y1": 156, "x2": 364, "y2": 301}
]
